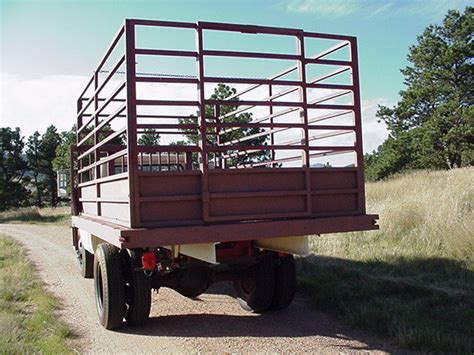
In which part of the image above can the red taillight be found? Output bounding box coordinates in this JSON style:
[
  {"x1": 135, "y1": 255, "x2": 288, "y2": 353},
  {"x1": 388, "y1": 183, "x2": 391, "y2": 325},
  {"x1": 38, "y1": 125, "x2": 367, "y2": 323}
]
[{"x1": 141, "y1": 251, "x2": 156, "y2": 270}]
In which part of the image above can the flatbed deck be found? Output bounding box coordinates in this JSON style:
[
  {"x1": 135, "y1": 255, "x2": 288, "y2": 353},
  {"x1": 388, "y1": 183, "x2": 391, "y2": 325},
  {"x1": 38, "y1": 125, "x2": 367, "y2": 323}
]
[{"x1": 73, "y1": 213, "x2": 378, "y2": 249}]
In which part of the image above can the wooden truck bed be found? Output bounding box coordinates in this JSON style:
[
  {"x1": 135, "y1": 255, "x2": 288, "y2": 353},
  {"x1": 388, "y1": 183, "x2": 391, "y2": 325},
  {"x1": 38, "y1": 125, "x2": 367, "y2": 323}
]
[{"x1": 71, "y1": 19, "x2": 378, "y2": 245}]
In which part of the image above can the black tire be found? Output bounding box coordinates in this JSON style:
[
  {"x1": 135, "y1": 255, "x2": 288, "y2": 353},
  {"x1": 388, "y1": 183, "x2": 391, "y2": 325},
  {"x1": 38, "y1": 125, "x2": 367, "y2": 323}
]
[
  {"x1": 94, "y1": 243, "x2": 125, "y2": 330},
  {"x1": 271, "y1": 254, "x2": 296, "y2": 310},
  {"x1": 233, "y1": 254, "x2": 275, "y2": 313},
  {"x1": 79, "y1": 243, "x2": 94, "y2": 279},
  {"x1": 123, "y1": 250, "x2": 152, "y2": 326}
]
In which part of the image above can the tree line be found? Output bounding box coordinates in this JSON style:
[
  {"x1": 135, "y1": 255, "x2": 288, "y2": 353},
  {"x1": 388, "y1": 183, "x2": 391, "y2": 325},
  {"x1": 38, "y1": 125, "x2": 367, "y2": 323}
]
[
  {"x1": 0, "y1": 125, "x2": 75, "y2": 211},
  {"x1": 365, "y1": 7, "x2": 473, "y2": 180}
]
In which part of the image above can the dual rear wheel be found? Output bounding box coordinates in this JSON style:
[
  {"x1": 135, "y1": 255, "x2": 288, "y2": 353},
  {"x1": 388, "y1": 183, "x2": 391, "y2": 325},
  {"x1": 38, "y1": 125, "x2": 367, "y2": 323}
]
[
  {"x1": 93, "y1": 244, "x2": 151, "y2": 330},
  {"x1": 233, "y1": 253, "x2": 296, "y2": 313},
  {"x1": 87, "y1": 244, "x2": 295, "y2": 330}
]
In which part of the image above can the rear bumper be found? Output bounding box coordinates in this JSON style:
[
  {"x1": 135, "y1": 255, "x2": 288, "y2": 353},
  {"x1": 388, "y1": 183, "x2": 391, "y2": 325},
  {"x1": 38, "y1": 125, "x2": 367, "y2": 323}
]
[{"x1": 72, "y1": 214, "x2": 379, "y2": 249}]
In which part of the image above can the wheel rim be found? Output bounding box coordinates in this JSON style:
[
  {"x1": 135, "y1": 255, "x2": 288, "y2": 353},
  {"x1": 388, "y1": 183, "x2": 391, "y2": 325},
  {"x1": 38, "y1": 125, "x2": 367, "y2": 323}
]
[{"x1": 95, "y1": 263, "x2": 104, "y2": 312}]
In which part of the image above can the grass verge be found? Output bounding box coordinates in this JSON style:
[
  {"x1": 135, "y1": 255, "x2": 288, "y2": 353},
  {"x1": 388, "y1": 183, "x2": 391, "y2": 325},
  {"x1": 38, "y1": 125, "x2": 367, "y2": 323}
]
[
  {"x1": 300, "y1": 167, "x2": 474, "y2": 353},
  {"x1": 0, "y1": 234, "x2": 74, "y2": 354},
  {"x1": 0, "y1": 206, "x2": 70, "y2": 225}
]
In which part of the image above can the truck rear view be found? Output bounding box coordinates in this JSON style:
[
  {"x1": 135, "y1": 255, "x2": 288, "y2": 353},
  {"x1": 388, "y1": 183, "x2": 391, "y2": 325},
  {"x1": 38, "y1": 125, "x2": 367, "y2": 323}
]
[{"x1": 71, "y1": 19, "x2": 378, "y2": 329}]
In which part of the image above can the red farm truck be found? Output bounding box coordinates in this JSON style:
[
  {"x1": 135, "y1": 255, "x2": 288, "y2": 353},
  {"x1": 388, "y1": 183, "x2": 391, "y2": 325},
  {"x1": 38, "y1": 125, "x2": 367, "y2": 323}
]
[{"x1": 71, "y1": 19, "x2": 379, "y2": 329}]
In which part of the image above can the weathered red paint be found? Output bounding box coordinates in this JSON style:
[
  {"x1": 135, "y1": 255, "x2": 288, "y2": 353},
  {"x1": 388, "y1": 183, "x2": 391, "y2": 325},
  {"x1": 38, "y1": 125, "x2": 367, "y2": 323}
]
[{"x1": 71, "y1": 19, "x2": 378, "y2": 247}]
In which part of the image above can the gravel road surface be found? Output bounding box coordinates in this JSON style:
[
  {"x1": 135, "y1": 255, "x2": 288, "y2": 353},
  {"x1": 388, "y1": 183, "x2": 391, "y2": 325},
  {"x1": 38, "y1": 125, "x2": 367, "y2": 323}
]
[{"x1": 0, "y1": 224, "x2": 396, "y2": 354}]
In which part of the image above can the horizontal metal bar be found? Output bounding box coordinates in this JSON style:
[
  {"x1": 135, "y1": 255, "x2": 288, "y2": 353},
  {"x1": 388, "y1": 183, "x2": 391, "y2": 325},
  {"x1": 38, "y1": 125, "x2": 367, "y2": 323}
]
[
  {"x1": 136, "y1": 99, "x2": 200, "y2": 106},
  {"x1": 135, "y1": 48, "x2": 198, "y2": 57},
  {"x1": 137, "y1": 114, "x2": 197, "y2": 119},
  {"x1": 203, "y1": 76, "x2": 302, "y2": 86},
  {"x1": 137, "y1": 145, "x2": 200, "y2": 153},
  {"x1": 208, "y1": 122, "x2": 305, "y2": 129},
  {"x1": 208, "y1": 145, "x2": 305, "y2": 153},
  {"x1": 307, "y1": 104, "x2": 354, "y2": 110},
  {"x1": 76, "y1": 144, "x2": 126, "y2": 153},
  {"x1": 79, "y1": 198, "x2": 129, "y2": 204},
  {"x1": 137, "y1": 123, "x2": 198, "y2": 130},
  {"x1": 305, "y1": 58, "x2": 352, "y2": 66},
  {"x1": 130, "y1": 18, "x2": 198, "y2": 29},
  {"x1": 210, "y1": 189, "x2": 307, "y2": 199},
  {"x1": 306, "y1": 83, "x2": 353, "y2": 90},
  {"x1": 205, "y1": 99, "x2": 303, "y2": 107},
  {"x1": 203, "y1": 49, "x2": 300, "y2": 60},
  {"x1": 139, "y1": 195, "x2": 201, "y2": 203},
  {"x1": 199, "y1": 21, "x2": 302, "y2": 35},
  {"x1": 81, "y1": 97, "x2": 126, "y2": 102},
  {"x1": 304, "y1": 31, "x2": 354, "y2": 41},
  {"x1": 206, "y1": 210, "x2": 310, "y2": 223},
  {"x1": 136, "y1": 77, "x2": 199, "y2": 84},
  {"x1": 78, "y1": 148, "x2": 127, "y2": 174},
  {"x1": 308, "y1": 124, "x2": 355, "y2": 130},
  {"x1": 77, "y1": 172, "x2": 128, "y2": 188},
  {"x1": 77, "y1": 104, "x2": 126, "y2": 147},
  {"x1": 78, "y1": 127, "x2": 126, "y2": 160},
  {"x1": 312, "y1": 188, "x2": 359, "y2": 195}
]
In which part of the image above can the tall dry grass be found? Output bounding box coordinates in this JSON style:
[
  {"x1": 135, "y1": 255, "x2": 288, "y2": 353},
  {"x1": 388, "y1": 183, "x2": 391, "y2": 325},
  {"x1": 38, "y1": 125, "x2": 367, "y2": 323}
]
[
  {"x1": 310, "y1": 167, "x2": 474, "y2": 262},
  {"x1": 0, "y1": 206, "x2": 70, "y2": 225},
  {"x1": 301, "y1": 167, "x2": 474, "y2": 353}
]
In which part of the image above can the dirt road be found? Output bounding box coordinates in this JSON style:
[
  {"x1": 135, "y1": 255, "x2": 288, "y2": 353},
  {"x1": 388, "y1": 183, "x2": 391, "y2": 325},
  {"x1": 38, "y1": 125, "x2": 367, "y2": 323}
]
[{"x1": 1, "y1": 224, "x2": 395, "y2": 354}]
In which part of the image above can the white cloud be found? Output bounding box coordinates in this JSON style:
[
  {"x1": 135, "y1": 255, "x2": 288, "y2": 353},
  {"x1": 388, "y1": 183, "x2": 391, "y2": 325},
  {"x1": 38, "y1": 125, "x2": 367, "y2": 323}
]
[
  {"x1": 284, "y1": 0, "x2": 469, "y2": 19},
  {"x1": 0, "y1": 73, "x2": 89, "y2": 137},
  {"x1": 286, "y1": 0, "x2": 360, "y2": 17},
  {"x1": 361, "y1": 97, "x2": 391, "y2": 153}
]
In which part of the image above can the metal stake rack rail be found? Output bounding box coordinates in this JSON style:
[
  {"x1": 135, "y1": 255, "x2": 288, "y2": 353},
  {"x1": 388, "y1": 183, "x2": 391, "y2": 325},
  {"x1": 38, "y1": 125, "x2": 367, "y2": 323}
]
[
  {"x1": 72, "y1": 19, "x2": 377, "y2": 244},
  {"x1": 70, "y1": 19, "x2": 378, "y2": 329}
]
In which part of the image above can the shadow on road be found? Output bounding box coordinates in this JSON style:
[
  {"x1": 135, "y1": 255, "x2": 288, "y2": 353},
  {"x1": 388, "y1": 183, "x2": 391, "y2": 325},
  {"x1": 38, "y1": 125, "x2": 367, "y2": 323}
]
[{"x1": 117, "y1": 282, "x2": 395, "y2": 353}]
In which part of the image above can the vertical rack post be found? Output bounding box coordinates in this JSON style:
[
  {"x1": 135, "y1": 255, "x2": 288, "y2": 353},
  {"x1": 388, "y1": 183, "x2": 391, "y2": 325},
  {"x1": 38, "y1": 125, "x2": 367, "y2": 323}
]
[
  {"x1": 196, "y1": 23, "x2": 209, "y2": 222},
  {"x1": 269, "y1": 83, "x2": 275, "y2": 166},
  {"x1": 214, "y1": 104, "x2": 221, "y2": 168},
  {"x1": 93, "y1": 71, "x2": 101, "y2": 217},
  {"x1": 125, "y1": 19, "x2": 139, "y2": 228},
  {"x1": 296, "y1": 32, "x2": 312, "y2": 216},
  {"x1": 349, "y1": 37, "x2": 366, "y2": 214}
]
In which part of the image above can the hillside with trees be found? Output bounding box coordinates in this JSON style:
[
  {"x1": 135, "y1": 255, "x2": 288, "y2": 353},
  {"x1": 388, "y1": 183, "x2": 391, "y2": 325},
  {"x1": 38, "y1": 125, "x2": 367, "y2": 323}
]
[{"x1": 365, "y1": 7, "x2": 473, "y2": 180}]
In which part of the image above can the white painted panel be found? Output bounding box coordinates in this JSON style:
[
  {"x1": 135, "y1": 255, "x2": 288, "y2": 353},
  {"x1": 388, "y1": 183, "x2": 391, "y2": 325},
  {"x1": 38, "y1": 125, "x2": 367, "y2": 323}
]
[
  {"x1": 100, "y1": 179, "x2": 129, "y2": 200},
  {"x1": 101, "y1": 203, "x2": 130, "y2": 223},
  {"x1": 81, "y1": 185, "x2": 96, "y2": 199},
  {"x1": 82, "y1": 202, "x2": 98, "y2": 215}
]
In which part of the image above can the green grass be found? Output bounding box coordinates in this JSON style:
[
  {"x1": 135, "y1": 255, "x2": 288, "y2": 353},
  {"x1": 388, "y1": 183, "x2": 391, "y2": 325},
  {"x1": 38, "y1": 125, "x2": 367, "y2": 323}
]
[
  {"x1": 0, "y1": 206, "x2": 70, "y2": 225},
  {"x1": 0, "y1": 234, "x2": 74, "y2": 354},
  {"x1": 299, "y1": 167, "x2": 474, "y2": 353}
]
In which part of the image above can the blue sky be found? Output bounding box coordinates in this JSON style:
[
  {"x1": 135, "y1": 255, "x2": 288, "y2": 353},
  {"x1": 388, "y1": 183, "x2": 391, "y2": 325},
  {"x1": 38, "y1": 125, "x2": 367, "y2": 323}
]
[{"x1": 0, "y1": 0, "x2": 471, "y2": 152}]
